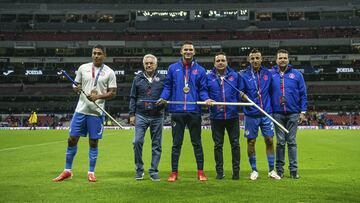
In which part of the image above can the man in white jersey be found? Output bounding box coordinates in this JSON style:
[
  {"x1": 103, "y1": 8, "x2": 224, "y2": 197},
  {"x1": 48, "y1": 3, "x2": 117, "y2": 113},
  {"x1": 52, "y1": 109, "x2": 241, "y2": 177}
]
[{"x1": 53, "y1": 44, "x2": 117, "y2": 182}]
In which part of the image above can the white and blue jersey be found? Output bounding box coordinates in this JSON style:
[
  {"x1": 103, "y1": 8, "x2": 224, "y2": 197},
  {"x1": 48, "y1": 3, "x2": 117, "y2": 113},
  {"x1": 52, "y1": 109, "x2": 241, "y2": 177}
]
[
  {"x1": 74, "y1": 62, "x2": 117, "y2": 116},
  {"x1": 70, "y1": 62, "x2": 116, "y2": 138}
]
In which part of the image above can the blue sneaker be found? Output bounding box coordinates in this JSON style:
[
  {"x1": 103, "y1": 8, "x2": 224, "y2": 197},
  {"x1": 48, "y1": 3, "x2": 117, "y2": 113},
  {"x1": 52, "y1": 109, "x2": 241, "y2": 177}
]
[
  {"x1": 150, "y1": 173, "x2": 160, "y2": 181},
  {"x1": 135, "y1": 172, "x2": 144, "y2": 180}
]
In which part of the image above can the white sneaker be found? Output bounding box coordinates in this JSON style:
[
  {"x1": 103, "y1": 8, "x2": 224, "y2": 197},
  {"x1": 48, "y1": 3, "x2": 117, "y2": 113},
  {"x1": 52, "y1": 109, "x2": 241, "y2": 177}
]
[
  {"x1": 250, "y1": 171, "x2": 259, "y2": 180},
  {"x1": 268, "y1": 170, "x2": 281, "y2": 180}
]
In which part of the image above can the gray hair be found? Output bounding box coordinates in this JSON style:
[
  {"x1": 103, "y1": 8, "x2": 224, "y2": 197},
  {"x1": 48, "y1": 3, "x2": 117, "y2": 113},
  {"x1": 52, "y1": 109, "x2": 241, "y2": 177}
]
[{"x1": 143, "y1": 54, "x2": 157, "y2": 65}]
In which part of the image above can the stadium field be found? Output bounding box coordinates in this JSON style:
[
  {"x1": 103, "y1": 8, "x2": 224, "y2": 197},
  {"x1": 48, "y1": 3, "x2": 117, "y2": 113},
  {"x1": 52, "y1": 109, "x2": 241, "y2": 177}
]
[{"x1": 0, "y1": 129, "x2": 359, "y2": 202}]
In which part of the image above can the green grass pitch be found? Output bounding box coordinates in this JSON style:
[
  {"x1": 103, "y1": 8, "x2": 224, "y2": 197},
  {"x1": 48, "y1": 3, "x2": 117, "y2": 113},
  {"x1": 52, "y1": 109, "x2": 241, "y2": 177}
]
[{"x1": 0, "y1": 129, "x2": 359, "y2": 202}]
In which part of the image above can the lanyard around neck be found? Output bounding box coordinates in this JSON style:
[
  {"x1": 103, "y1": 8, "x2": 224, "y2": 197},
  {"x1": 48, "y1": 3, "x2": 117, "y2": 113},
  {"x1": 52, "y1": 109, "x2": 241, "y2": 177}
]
[
  {"x1": 251, "y1": 67, "x2": 261, "y2": 92},
  {"x1": 251, "y1": 67, "x2": 263, "y2": 108},
  {"x1": 279, "y1": 66, "x2": 289, "y2": 96},
  {"x1": 92, "y1": 64, "x2": 104, "y2": 87},
  {"x1": 280, "y1": 72, "x2": 285, "y2": 96},
  {"x1": 183, "y1": 62, "x2": 193, "y2": 87}
]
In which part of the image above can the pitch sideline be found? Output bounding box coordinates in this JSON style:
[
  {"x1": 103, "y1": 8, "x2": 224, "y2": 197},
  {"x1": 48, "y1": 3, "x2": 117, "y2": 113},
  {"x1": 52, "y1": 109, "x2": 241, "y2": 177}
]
[{"x1": 0, "y1": 133, "x2": 118, "y2": 152}]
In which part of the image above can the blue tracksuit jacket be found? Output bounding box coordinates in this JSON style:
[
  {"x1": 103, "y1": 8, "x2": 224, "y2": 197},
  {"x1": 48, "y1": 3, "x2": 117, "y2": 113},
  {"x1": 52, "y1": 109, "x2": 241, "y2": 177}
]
[
  {"x1": 239, "y1": 65, "x2": 273, "y2": 116},
  {"x1": 129, "y1": 71, "x2": 165, "y2": 117},
  {"x1": 270, "y1": 64, "x2": 307, "y2": 113},
  {"x1": 160, "y1": 59, "x2": 210, "y2": 113},
  {"x1": 206, "y1": 67, "x2": 242, "y2": 120}
]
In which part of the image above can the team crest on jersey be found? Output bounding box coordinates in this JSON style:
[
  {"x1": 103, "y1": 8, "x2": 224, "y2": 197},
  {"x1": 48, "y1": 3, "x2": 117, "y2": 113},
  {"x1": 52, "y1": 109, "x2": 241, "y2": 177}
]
[
  {"x1": 192, "y1": 69, "x2": 198, "y2": 75},
  {"x1": 154, "y1": 76, "x2": 160, "y2": 82},
  {"x1": 147, "y1": 89, "x2": 152, "y2": 96},
  {"x1": 100, "y1": 71, "x2": 105, "y2": 76},
  {"x1": 172, "y1": 121, "x2": 176, "y2": 127},
  {"x1": 289, "y1": 73, "x2": 295, "y2": 79},
  {"x1": 263, "y1": 75, "x2": 268, "y2": 81},
  {"x1": 245, "y1": 130, "x2": 250, "y2": 136},
  {"x1": 228, "y1": 75, "x2": 234, "y2": 81}
]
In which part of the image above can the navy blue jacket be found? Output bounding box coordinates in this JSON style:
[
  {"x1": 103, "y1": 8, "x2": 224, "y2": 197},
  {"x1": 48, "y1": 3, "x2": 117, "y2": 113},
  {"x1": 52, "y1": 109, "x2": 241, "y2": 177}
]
[
  {"x1": 129, "y1": 71, "x2": 165, "y2": 117},
  {"x1": 239, "y1": 65, "x2": 273, "y2": 116},
  {"x1": 206, "y1": 67, "x2": 242, "y2": 120},
  {"x1": 270, "y1": 64, "x2": 307, "y2": 113},
  {"x1": 160, "y1": 59, "x2": 210, "y2": 113}
]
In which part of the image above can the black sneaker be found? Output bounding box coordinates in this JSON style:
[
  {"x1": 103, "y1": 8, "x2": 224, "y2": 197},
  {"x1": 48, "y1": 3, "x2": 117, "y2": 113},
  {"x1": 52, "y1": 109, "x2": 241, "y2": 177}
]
[
  {"x1": 290, "y1": 171, "x2": 300, "y2": 179},
  {"x1": 216, "y1": 173, "x2": 225, "y2": 180},
  {"x1": 232, "y1": 173, "x2": 239, "y2": 180}
]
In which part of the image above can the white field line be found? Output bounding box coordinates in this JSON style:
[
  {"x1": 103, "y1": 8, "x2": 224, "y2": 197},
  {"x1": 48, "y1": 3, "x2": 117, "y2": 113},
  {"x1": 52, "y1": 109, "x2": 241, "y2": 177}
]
[
  {"x1": 0, "y1": 140, "x2": 66, "y2": 152},
  {"x1": 0, "y1": 133, "x2": 118, "y2": 152}
]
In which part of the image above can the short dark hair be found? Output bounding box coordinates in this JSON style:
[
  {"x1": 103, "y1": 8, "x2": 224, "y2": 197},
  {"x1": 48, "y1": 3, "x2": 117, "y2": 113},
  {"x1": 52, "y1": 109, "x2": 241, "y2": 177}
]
[
  {"x1": 181, "y1": 41, "x2": 194, "y2": 48},
  {"x1": 249, "y1": 48, "x2": 261, "y2": 55},
  {"x1": 92, "y1": 44, "x2": 106, "y2": 54},
  {"x1": 215, "y1": 52, "x2": 226, "y2": 57},
  {"x1": 214, "y1": 52, "x2": 227, "y2": 62},
  {"x1": 277, "y1": 49, "x2": 288, "y2": 55}
]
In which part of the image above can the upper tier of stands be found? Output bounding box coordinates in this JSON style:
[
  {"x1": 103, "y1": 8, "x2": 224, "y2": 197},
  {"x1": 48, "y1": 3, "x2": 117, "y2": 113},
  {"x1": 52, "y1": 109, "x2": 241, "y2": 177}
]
[{"x1": 1, "y1": 28, "x2": 359, "y2": 41}]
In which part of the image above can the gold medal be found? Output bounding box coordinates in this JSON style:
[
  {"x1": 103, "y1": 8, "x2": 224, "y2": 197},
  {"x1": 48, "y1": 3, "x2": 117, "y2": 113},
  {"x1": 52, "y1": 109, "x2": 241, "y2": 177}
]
[
  {"x1": 183, "y1": 86, "x2": 190, "y2": 94},
  {"x1": 90, "y1": 89, "x2": 98, "y2": 95}
]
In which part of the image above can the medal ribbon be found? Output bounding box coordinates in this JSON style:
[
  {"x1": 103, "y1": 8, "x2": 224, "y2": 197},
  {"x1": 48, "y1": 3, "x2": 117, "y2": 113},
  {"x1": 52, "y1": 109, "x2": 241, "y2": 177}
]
[
  {"x1": 220, "y1": 76, "x2": 227, "y2": 119},
  {"x1": 216, "y1": 69, "x2": 227, "y2": 118},
  {"x1": 182, "y1": 61, "x2": 194, "y2": 111},
  {"x1": 184, "y1": 65, "x2": 188, "y2": 88},
  {"x1": 257, "y1": 72, "x2": 263, "y2": 109},
  {"x1": 182, "y1": 60, "x2": 195, "y2": 88},
  {"x1": 183, "y1": 62, "x2": 189, "y2": 111},
  {"x1": 92, "y1": 63, "x2": 104, "y2": 87},
  {"x1": 251, "y1": 67, "x2": 263, "y2": 109}
]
